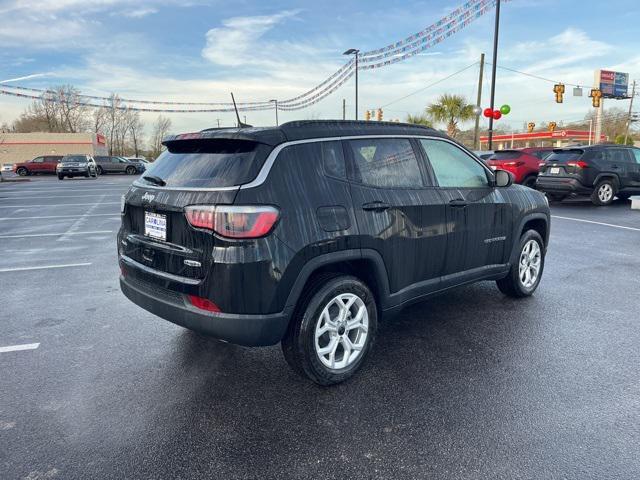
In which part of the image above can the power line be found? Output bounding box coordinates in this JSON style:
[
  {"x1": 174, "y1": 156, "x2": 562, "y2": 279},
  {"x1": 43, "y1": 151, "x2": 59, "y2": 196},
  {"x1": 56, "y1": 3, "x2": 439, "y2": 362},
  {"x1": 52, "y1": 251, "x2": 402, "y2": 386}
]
[{"x1": 380, "y1": 62, "x2": 479, "y2": 108}]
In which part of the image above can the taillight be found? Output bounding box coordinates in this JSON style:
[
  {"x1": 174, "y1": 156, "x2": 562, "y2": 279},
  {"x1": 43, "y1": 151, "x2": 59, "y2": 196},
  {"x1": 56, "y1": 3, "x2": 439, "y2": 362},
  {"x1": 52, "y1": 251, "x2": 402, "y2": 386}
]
[
  {"x1": 187, "y1": 295, "x2": 221, "y2": 313},
  {"x1": 501, "y1": 161, "x2": 524, "y2": 167},
  {"x1": 538, "y1": 162, "x2": 546, "y2": 168},
  {"x1": 184, "y1": 205, "x2": 279, "y2": 239},
  {"x1": 567, "y1": 160, "x2": 589, "y2": 169}
]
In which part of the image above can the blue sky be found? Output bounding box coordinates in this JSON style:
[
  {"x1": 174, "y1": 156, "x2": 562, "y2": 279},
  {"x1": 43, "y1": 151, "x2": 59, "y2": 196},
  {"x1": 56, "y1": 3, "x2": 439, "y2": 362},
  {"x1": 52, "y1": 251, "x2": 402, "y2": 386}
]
[{"x1": 1, "y1": 0, "x2": 640, "y2": 135}]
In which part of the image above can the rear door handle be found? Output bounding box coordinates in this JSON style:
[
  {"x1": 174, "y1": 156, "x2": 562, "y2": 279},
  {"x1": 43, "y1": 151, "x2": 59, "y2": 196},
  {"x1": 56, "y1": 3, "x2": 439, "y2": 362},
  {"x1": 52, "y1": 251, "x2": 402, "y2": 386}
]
[
  {"x1": 449, "y1": 199, "x2": 468, "y2": 207},
  {"x1": 362, "y1": 201, "x2": 391, "y2": 212},
  {"x1": 611, "y1": 164, "x2": 620, "y2": 169}
]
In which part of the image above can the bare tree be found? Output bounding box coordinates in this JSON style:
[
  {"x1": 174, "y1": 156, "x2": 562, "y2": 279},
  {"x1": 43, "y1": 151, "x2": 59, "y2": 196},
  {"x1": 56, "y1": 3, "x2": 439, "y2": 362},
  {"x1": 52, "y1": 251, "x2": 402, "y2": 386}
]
[
  {"x1": 150, "y1": 115, "x2": 171, "y2": 159},
  {"x1": 127, "y1": 110, "x2": 144, "y2": 157}
]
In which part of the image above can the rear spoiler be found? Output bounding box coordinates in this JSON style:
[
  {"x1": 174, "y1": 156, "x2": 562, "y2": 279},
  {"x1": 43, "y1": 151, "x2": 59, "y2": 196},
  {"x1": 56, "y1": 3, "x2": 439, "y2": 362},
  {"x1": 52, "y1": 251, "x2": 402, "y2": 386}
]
[{"x1": 162, "y1": 128, "x2": 286, "y2": 147}]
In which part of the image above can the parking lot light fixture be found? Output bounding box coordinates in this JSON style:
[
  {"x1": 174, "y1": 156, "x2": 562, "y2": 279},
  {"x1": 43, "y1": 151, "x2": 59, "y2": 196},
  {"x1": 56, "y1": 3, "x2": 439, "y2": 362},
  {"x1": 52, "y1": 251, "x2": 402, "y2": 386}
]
[{"x1": 343, "y1": 48, "x2": 360, "y2": 120}]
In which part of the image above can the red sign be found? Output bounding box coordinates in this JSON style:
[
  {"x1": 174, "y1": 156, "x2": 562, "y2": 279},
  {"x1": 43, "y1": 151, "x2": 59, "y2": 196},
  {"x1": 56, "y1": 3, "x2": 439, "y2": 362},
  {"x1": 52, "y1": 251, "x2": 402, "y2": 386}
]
[
  {"x1": 96, "y1": 134, "x2": 106, "y2": 145},
  {"x1": 600, "y1": 70, "x2": 615, "y2": 82}
]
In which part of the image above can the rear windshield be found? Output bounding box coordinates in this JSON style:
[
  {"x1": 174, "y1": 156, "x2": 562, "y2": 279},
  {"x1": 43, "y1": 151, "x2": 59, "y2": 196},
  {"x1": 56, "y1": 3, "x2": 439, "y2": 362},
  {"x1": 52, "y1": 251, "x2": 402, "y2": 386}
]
[
  {"x1": 139, "y1": 139, "x2": 270, "y2": 188},
  {"x1": 545, "y1": 150, "x2": 583, "y2": 163},
  {"x1": 490, "y1": 151, "x2": 521, "y2": 160}
]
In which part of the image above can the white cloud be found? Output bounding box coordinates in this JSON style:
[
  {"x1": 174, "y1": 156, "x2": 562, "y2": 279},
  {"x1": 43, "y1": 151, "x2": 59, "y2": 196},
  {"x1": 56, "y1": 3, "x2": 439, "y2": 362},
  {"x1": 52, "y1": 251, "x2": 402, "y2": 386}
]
[
  {"x1": 116, "y1": 7, "x2": 158, "y2": 18},
  {"x1": 201, "y1": 10, "x2": 301, "y2": 67}
]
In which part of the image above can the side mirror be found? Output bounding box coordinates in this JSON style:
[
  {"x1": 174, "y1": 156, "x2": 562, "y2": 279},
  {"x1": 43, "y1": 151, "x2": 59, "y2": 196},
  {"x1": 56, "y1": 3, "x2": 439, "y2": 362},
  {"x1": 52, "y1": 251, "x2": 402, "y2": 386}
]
[{"x1": 494, "y1": 169, "x2": 514, "y2": 188}]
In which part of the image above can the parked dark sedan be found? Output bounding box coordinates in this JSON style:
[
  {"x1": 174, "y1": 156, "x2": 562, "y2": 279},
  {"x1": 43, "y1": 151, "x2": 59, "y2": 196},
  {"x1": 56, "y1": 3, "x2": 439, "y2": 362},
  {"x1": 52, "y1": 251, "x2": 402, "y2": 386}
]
[{"x1": 94, "y1": 156, "x2": 146, "y2": 175}]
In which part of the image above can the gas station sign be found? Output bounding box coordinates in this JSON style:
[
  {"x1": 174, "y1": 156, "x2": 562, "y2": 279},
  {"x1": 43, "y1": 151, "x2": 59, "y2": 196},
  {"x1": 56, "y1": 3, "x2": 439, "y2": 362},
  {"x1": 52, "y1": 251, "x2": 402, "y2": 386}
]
[{"x1": 596, "y1": 70, "x2": 629, "y2": 98}]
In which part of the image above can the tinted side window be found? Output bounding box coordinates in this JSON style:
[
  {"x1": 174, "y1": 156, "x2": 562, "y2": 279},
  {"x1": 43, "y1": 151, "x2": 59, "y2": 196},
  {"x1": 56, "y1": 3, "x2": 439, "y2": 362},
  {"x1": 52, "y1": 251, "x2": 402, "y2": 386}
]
[
  {"x1": 632, "y1": 149, "x2": 640, "y2": 165},
  {"x1": 32, "y1": 157, "x2": 44, "y2": 163},
  {"x1": 347, "y1": 138, "x2": 423, "y2": 188},
  {"x1": 321, "y1": 141, "x2": 346, "y2": 179},
  {"x1": 420, "y1": 139, "x2": 489, "y2": 188},
  {"x1": 603, "y1": 149, "x2": 631, "y2": 163}
]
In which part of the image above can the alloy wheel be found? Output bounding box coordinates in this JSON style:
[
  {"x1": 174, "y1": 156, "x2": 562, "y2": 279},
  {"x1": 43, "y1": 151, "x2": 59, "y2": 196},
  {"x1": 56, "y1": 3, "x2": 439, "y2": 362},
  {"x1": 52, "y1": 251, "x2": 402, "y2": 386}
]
[
  {"x1": 314, "y1": 293, "x2": 369, "y2": 370},
  {"x1": 598, "y1": 183, "x2": 613, "y2": 203},
  {"x1": 519, "y1": 239, "x2": 542, "y2": 289}
]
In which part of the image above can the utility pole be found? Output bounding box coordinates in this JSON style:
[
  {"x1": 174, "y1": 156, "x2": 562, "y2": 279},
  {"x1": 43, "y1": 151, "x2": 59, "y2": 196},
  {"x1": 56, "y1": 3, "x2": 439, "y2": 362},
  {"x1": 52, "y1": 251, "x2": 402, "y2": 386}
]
[
  {"x1": 624, "y1": 80, "x2": 636, "y2": 145},
  {"x1": 270, "y1": 99, "x2": 279, "y2": 126},
  {"x1": 216, "y1": 119, "x2": 220, "y2": 128},
  {"x1": 487, "y1": 0, "x2": 501, "y2": 150},
  {"x1": 473, "y1": 53, "x2": 485, "y2": 150},
  {"x1": 342, "y1": 99, "x2": 346, "y2": 120}
]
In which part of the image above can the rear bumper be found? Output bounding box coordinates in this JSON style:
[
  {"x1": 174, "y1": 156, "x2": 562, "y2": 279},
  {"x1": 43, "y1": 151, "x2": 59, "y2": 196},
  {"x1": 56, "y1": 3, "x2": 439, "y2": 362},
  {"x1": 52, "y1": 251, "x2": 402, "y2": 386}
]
[
  {"x1": 535, "y1": 176, "x2": 591, "y2": 194},
  {"x1": 119, "y1": 275, "x2": 292, "y2": 347}
]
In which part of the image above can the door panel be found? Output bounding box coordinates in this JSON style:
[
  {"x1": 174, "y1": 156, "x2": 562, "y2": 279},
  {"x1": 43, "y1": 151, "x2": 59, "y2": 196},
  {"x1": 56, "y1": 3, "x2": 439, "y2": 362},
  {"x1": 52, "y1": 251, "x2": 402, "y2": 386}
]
[
  {"x1": 345, "y1": 138, "x2": 447, "y2": 297},
  {"x1": 419, "y1": 138, "x2": 513, "y2": 278}
]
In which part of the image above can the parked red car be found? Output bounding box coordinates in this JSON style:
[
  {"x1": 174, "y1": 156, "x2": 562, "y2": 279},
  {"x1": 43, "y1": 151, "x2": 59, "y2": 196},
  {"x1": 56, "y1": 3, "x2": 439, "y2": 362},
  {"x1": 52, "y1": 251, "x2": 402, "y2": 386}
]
[
  {"x1": 13, "y1": 155, "x2": 63, "y2": 176},
  {"x1": 486, "y1": 148, "x2": 553, "y2": 187}
]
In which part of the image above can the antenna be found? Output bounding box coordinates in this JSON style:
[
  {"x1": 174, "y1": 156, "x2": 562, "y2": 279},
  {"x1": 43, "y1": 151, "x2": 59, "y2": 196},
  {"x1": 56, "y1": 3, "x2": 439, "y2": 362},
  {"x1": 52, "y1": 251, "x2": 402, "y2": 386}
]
[
  {"x1": 230, "y1": 92, "x2": 242, "y2": 127},
  {"x1": 230, "y1": 93, "x2": 252, "y2": 128}
]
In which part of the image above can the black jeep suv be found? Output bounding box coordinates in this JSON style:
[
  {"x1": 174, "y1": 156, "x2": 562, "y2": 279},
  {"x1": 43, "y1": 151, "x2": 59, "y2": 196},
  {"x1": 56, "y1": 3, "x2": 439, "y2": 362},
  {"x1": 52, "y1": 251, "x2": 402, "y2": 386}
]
[
  {"x1": 118, "y1": 121, "x2": 550, "y2": 385},
  {"x1": 536, "y1": 145, "x2": 640, "y2": 205}
]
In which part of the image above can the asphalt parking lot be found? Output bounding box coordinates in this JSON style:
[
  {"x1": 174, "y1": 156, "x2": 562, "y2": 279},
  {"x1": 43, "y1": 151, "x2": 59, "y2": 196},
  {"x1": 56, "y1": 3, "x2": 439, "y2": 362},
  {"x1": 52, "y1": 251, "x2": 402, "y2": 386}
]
[{"x1": 1, "y1": 175, "x2": 639, "y2": 480}]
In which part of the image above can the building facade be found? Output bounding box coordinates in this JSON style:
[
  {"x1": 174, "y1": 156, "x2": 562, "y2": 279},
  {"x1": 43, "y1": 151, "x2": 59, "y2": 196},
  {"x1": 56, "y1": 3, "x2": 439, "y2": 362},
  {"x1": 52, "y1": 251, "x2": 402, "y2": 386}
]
[{"x1": 0, "y1": 132, "x2": 108, "y2": 165}]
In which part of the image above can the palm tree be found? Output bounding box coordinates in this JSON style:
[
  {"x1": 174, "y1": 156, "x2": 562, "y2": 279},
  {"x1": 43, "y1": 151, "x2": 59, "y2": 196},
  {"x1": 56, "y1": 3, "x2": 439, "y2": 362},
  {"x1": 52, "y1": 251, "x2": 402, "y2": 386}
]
[
  {"x1": 405, "y1": 114, "x2": 433, "y2": 127},
  {"x1": 426, "y1": 94, "x2": 475, "y2": 138}
]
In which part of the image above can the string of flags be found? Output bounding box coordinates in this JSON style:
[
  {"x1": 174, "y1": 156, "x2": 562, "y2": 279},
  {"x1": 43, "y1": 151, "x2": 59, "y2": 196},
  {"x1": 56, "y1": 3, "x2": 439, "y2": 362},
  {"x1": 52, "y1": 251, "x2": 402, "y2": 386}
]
[{"x1": 0, "y1": 0, "x2": 499, "y2": 113}]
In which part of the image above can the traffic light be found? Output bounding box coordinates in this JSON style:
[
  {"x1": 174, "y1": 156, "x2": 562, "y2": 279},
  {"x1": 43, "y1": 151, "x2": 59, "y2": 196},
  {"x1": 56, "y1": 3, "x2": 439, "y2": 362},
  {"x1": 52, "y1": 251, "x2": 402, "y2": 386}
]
[
  {"x1": 590, "y1": 88, "x2": 602, "y2": 108},
  {"x1": 376, "y1": 108, "x2": 383, "y2": 121},
  {"x1": 527, "y1": 122, "x2": 535, "y2": 133},
  {"x1": 553, "y1": 83, "x2": 565, "y2": 103},
  {"x1": 365, "y1": 110, "x2": 371, "y2": 121},
  {"x1": 548, "y1": 122, "x2": 557, "y2": 132}
]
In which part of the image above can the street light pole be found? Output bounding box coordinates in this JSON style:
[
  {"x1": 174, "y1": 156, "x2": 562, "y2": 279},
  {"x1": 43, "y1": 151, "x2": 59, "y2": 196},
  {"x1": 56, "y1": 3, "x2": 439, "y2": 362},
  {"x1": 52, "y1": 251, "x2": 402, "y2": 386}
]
[
  {"x1": 270, "y1": 99, "x2": 279, "y2": 126},
  {"x1": 343, "y1": 48, "x2": 360, "y2": 120},
  {"x1": 488, "y1": 0, "x2": 501, "y2": 150}
]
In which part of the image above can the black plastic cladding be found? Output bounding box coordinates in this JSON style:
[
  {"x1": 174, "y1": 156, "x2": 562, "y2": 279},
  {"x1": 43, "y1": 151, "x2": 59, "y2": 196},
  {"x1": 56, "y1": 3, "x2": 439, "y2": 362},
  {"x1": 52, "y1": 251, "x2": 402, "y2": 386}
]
[{"x1": 120, "y1": 121, "x2": 550, "y2": 345}]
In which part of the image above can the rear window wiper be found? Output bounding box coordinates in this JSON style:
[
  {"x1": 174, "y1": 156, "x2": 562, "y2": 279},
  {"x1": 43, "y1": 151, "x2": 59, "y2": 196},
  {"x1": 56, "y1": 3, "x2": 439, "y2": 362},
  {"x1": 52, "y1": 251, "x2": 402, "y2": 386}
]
[{"x1": 143, "y1": 175, "x2": 166, "y2": 186}]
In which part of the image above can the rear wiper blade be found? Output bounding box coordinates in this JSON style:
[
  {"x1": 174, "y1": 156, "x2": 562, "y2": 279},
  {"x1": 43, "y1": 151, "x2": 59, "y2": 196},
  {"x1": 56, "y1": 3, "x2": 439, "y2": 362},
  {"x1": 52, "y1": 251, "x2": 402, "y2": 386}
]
[{"x1": 143, "y1": 175, "x2": 166, "y2": 186}]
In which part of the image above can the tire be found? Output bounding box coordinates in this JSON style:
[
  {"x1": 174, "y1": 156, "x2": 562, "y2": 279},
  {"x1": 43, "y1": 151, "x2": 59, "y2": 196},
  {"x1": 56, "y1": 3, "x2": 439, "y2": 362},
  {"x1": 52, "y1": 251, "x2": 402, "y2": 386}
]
[
  {"x1": 523, "y1": 176, "x2": 537, "y2": 189},
  {"x1": 496, "y1": 229, "x2": 545, "y2": 298},
  {"x1": 591, "y1": 179, "x2": 616, "y2": 206},
  {"x1": 58, "y1": 174, "x2": 64, "y2": 180},
  {"x1": 16, "y1": 167, "x2": 28, "y2": 176},
  {"x1": 126, "y1": 166, "x2": 136, "y2": 175},
  {"x1": 281, "y1": 274, "x2": 377, "y2": 386},
  {"x1": 547, "y1": 193, "x2": 566, "y2": 203},
  {"x1": 96, "y1": 166, "x2": 104, "y2": 175}
]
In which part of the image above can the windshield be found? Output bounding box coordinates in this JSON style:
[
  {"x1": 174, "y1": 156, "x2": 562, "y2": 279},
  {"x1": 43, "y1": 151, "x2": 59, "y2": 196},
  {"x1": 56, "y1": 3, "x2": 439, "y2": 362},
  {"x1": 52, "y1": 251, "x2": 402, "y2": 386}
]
[
  {"x1": 138, "y1": 139, "x2": 270, "y2": 188},
  {"x1": 545, "y1": 150, "x2": 584, "y2": 163},
  {"x1": 489, "y1": 151, "x2": 521, "y2": 160},
  {"x1": 63, "y1": 156, "x2": 88, "y2": 163}
]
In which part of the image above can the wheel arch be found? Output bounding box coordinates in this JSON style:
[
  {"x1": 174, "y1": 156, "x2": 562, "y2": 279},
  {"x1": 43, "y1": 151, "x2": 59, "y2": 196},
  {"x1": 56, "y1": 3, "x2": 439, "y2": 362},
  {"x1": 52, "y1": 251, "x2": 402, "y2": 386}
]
[
  {"x1": 593, "y1": 173, "x2": 620, "y2": 189},
  {"x1": 508, "y1": 213, "x2": 549, "y2": 265},
  {"x1": 283, "y1": 249, "x2": 391, "y2": 318}
]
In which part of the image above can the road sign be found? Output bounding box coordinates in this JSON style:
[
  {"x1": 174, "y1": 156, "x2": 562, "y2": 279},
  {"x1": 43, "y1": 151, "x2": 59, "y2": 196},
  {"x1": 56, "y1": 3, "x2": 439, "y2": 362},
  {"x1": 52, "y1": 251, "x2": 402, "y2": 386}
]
[{"x1": 596, "y1": 70, "x2": 629, "y2": 98}]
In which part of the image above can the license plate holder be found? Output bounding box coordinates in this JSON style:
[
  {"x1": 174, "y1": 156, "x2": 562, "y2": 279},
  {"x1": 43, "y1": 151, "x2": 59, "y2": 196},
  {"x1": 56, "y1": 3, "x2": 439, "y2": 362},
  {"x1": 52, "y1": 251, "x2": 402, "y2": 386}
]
[
  {"x1": 550, "y1": 167, "x2": 560, "y2": 175},
  {"x1": 144, "y1": 212, "x2": 167, "y2": 241}
]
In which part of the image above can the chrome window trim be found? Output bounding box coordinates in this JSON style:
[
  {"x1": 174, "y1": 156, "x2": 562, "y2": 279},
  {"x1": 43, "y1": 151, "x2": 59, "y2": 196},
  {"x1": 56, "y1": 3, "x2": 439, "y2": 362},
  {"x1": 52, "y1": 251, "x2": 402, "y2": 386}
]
[{"x1": 131, "y1": 134, "x2": 492, "y2": 192}]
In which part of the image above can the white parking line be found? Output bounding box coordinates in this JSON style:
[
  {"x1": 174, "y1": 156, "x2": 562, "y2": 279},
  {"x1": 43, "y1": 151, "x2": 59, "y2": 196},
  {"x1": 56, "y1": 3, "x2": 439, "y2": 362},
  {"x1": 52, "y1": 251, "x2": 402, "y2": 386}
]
[
  {"x1": 0, "y1": 203, "x2": 120, "y2": 208},
  {"x1": 552, "y1": 215, "x2": 640, "y2": 232},
  {"x1": 0, "y1": 230, "x2": 112, "y2": 239},
  {"x1": 0, "y1": 263, "x2": 91, "y2": 273},
  {"x1": 2, "y1": 194, "x2": 123, "y2": 199},
  {"x1": 0, "y1": 213, "x2": 120, "y2": 220},
  {"x1": 0, "y1": 343, "x2": 40, "y2": 353}
]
